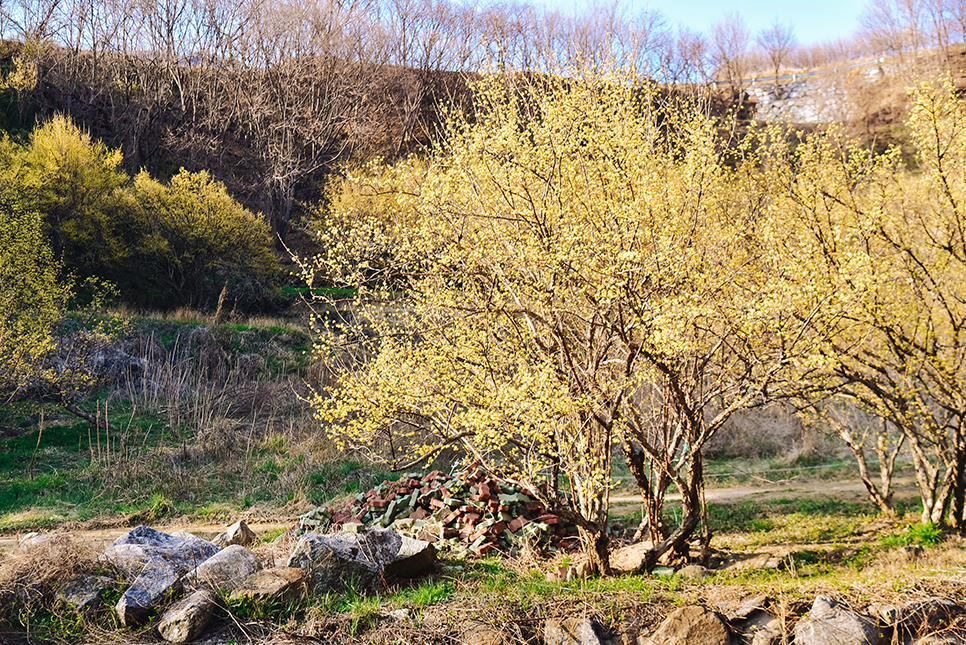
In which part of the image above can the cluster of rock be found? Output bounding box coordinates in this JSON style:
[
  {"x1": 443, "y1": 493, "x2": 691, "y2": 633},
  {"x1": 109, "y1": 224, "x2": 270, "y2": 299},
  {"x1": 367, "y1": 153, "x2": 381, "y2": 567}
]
[
  {"x1": 300, "y1": 463, "x2": 621, "y2": 557},
  {"x1": 47, "y1": 521, "x2": 436, "y2": 643},
  {"x1": 532, "y1": 594, "x2": 966, "y2": 645}
]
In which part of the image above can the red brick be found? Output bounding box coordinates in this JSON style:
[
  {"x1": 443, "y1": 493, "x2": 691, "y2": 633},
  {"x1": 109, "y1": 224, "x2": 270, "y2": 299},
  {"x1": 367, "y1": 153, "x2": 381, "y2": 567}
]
[
  {"x1": 472, "y1": 542, "x2": 496, "y2": 556},
  {"x1": 537, "y1": 514, "x2": 560, "y2": 525},
  {"x1": 430, "y1": 498, "x2": 446, "y2": 509},
  {"x1": 411, "y1": 507, "x2": 428, "y2": 520},
  {"x1": 443, "y1": 510, "x2": 463, "y2": 524},
  {"x1": 508, "y1": 517, "x2": 529, "y2": 532},
  {"x1": 487, "y1": 521, "x2": 507, "y2": 535},
  {"x1": 442, "y1": 527, "x2": 459, "y2": 539},
  {"x1": 461, "y1": 513, "x2": 481, "y2": 526},
  {"x1": 369, "y1": 498, "x2": 389, "y2": 508}
]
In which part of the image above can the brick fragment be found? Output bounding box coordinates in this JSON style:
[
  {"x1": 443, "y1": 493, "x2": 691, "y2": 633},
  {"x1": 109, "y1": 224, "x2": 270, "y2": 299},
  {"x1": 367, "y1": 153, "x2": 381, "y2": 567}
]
[{"x1": 508, "y1": 517, "x2": 529, "y2": 532}]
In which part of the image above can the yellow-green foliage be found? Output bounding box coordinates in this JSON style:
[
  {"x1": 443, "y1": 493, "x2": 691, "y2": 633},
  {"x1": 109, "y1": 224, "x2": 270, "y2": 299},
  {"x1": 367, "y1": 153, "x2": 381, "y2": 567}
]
[
  {"x1": 759, "y1": 75, "x2": 966, "y2": 526},
  {"x1": 0, "y1": 154, "x2": 69, "y2": 402},
  {"x1": 20, "y1": 114, "x2": 128, "y2": 275},
  {"x1": 302, "y1": 63, "x2": 810, "y2": 564},
  {"x1": 0, "y1": 115, "x2": 279, "y2": 309},
  {"x1": 128, "y1": 168, "x2": 279, "y2": 307}
]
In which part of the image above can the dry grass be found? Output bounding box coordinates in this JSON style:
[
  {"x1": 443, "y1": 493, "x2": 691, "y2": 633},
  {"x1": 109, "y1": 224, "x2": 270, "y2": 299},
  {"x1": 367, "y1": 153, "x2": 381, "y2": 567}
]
[{"x1": 0, "y1": 534, "x2": 94, "y2": 614}]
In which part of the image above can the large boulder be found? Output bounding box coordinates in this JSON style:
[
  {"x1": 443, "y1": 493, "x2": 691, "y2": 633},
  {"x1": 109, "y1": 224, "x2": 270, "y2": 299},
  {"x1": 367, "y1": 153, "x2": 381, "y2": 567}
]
[
  {"x1": 116, "y1": 564, "x2": 182, "y2": 627},
  {"x1": 183, "y1": 545, "x2": 257, "y2": 592},
  {"x1": 286, "y1": 529, "x2": 401, "y2": 592},
  {"x1": 641, "y1": 606, "x2": 732, "y2": 645},
  {"x1": 102, "y1": 525, "x2": 220, "y2": 626},
  {"x1": 794, "y1": 596, "x2": 883, "y2": 645},
  {"x1": 157, "y1": 589, "x2": 218, "y2": 643},
  {"x1": 384, "y1": 536, "x2": 437, "y2": 579},
  {"x1": 102, "y1": 525, "x2": 219, "y2": 579}
]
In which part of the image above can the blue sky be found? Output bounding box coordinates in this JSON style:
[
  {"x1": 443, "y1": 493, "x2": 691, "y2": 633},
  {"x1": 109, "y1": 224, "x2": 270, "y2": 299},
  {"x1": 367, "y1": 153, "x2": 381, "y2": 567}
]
[{"x1": 541, "y1": 0, "x2": 867, "y2": 46}]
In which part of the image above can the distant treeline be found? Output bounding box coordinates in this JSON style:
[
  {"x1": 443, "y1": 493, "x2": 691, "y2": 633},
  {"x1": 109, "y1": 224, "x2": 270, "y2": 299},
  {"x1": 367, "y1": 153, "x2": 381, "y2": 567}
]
[{"x1": 0, "y1": 0, "x2": 964, "y2": 238}]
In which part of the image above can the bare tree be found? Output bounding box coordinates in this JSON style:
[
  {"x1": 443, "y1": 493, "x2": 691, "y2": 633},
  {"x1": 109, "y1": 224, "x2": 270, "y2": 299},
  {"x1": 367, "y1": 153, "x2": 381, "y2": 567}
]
[
  {"x1": 710, "y1": 11, "x2": 749, "y2": 97},
  {"x1": 757, "y1": 19, "x2": 796, "y2": 97}
]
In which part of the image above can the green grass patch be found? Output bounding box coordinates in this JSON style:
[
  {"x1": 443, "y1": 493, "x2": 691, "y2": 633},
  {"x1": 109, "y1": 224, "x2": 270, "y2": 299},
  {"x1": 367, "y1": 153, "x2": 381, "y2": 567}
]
[{"x1": 880, "y1": 521, "x2": 943, "y2": 547}]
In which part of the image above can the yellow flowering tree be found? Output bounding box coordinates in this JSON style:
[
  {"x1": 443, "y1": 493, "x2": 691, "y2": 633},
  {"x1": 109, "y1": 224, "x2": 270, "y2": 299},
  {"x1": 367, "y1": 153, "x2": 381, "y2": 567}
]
[
  {"x1": 0, "y1": 158, "x2": 68, "y2": 404},
  {"x1": 772, "y1": 77, "x2": 966, "y2": 527},
  {"x1": 304, "y1": 65, "x2": 811, "y2": 572}
]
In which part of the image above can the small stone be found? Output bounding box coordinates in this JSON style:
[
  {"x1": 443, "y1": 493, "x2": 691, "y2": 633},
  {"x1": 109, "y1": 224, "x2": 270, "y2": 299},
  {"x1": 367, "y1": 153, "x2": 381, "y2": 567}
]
[
  {"x1": 157, "y1": 589, "x2": 218, "y2": 643},
  {"x1": 462, "y1": 620, "x2": 504, "y2": 645},
  {"x1": 899, "y1": 545, "x2": 924, "y2": 559},
  {"x1": 678, "y1": 565, "x2": 709, "y2": 580},
  {"x1": 640, "y1": 606, "x2": 731, "y2": 645},
  {"x1": 741, "y1": 609, "x2": 783, "y2": 645},
  {"x1": 57, "y1": 575, "x2": 109, "y2": 613},
  {"x1": 212, "y1": 520, "x2": 258, "y2": 549},
  {"x1": 545, "y1": 617, "x2": 601, "y2": 645},
  {"x1": 389, "y1": 608, "x2": 410, "y2": 621}
]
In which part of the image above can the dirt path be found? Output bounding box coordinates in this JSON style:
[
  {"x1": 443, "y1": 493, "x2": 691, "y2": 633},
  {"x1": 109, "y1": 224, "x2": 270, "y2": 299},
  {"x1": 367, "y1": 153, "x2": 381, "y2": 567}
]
[
  {"x1": 0, "y1": 520, "x2": 293, "y2": 555},
  {"x1": 610, "y1": 476, "x2": 919, "y2": 507},
  {"x1": 0, "y1": 477, "x2": 922, "y2": 555}
]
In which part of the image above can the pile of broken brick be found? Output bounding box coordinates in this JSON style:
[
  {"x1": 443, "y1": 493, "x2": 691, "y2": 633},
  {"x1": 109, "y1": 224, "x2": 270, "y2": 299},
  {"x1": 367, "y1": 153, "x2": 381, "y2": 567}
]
[{"x1": 298, "y1": 462, "x2": 624, "y2": 557}]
